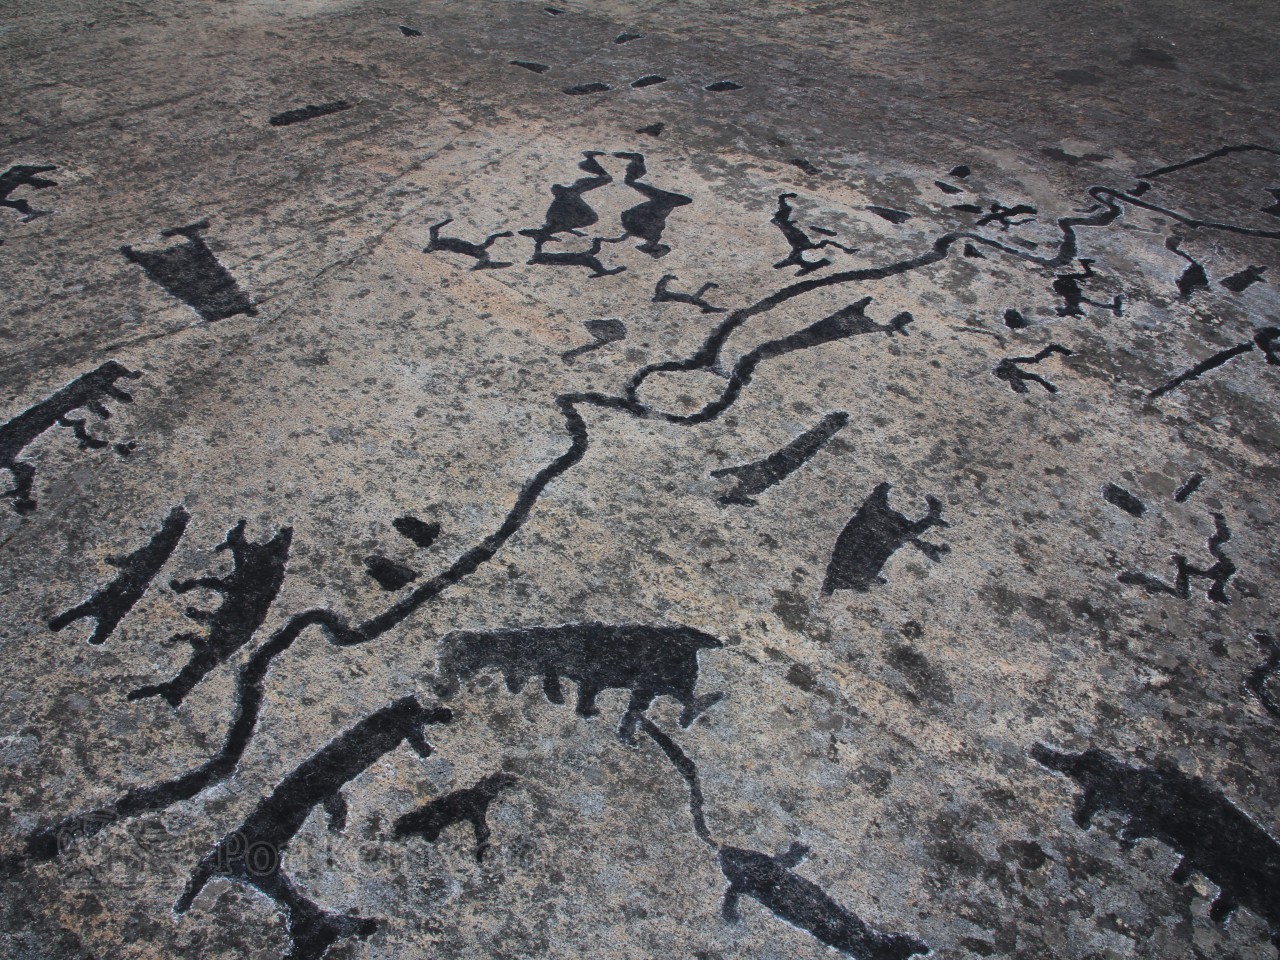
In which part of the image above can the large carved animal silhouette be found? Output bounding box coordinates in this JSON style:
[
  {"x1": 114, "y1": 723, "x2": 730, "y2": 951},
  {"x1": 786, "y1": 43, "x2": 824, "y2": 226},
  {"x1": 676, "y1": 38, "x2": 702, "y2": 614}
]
[
  {"x1": 527, "y1": 236, "x2": 625, "y2": 278},
  {"x1": 393, "y1": 772, "x2": 518, "y2": 860},
  {"x1": 121, "y1": 220, "x2": 256, "y2": 322},
  {"x1": 1032, "y1": 744, "x2": 1280, "y2": 947},
  {"x1": 177, "y1": 697, "x2": 452, "y2": 960},
  {"x1": 823, "y1": 482, "x2": 948, "y2": 593},
  {"x1": 712, "y1": 412, "x2": 849, "y2": 506},
  {"x1": 0, "y1": 164, "x2": 57, "y2": 220},
  {"x1": 770, "y1": 193, "x2": 856, "y2": 275},
  {"x1": 1052, "y1": 258, "x2": 1122, "y2": 317},
  {"x1": 610, "y1": 151, "x2": 692, "y2": 257},
  {"x1": 0, "y1": 361, "x2": 141, "y2": 515},
  {"x1": 434, "y1": 622, "x2": 724, "y2": 741},
  {"x1": 49, "y1": 505, "x2": 190, "y2": 644},
  {"x1": 518, "y1": 151, "x2": 613, "y2": 245},
  {"x1": 129, "y1": 520, "x2": 292, "y2": 705},
  {"x1": 653, "y1": 274, "x2": 725, "y2": 313},
  {"x1": 1118, "y1": 512, "x2": 1236, "y2": 603},
  {"x1": 424, "y1": 217, "x2": 513, "y2": 269},
  {"x1": 719, "y1": 844, "x2": 929, "y2": 960}
]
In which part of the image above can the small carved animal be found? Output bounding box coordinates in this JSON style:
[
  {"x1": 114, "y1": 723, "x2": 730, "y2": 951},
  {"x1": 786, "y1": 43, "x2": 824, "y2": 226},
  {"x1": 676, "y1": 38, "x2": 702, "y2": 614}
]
[
  {"x1": 394, "y1": 772, "x2": 518, "y2": 860},
  {"x1": 424, "y1": 217, "x2": 513, "y2": 269},
  {"x1": 823, "y1": 482, "x2": 948, "y2": 593}
]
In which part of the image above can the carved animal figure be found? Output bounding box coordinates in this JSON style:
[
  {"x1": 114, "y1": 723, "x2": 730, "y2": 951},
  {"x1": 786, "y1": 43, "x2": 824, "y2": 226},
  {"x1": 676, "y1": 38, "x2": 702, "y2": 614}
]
[
  {"x1": 653, "y1": 274, "x2": 725, "y2": 313},
  {"x1": 770, "y1": 192, "x2": 857, "y2": 275},
  {"x1": 177, "y1": 697, "x2": 452, "y2": 960},
  {"x1": 719, "y1": 844, "x2": 929, "y2": 960},
  {"x1": 130, "y1": 520, "x2": 293, "y2": 705},
  {"x1": 434, "y1": 622, "x2": 724, "y2": 741},
  {"x1": 1033, "y1": 743, "x2": 1280, "y2": 947},
  {"x1": 611, "y1": 151, "x2": 692, "y2": 257},
  {"x1": 394, "y1": 772, "x2": 518, "y2": 860},
  {"x1": 1166, "y1": 236, "x2": 1209, "y2": 299},
  {"x1": 1052, "y1": 258, "x2": 1122, "y2": 317},
  {"x1": 424, "y1": 217, "x2": 513, "y2": 269},
  {"x1": 50, "y1": 505, "x2": 190, "y2": 644},
  {"x1": 993, "y1": 344, "x2": 1075, "y2": 394},
  {"x1": 0, "y1": 361, "x2": 141, "y2": 515},
  {"x1": 527, "y1": 236, "x2": 625, "y2": 278},
  {"x1": 0, "y1": 164, "x2": 57, "y2": 220},
  {"x1": 822, "y1": 482, "x2": 948, "y2": 593},
  {"x1": 518, "y1": 151, "x2": 613, "y2": 245},
  {"x1": 121, "y1": 220, "x2": 257, "y2": 321}
]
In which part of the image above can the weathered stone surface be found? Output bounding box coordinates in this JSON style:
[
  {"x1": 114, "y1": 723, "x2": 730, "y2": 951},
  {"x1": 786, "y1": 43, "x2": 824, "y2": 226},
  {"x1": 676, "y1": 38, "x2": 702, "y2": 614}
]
[{"x1": 2, "y1": 1, "x2": 1280, "y2": 958}]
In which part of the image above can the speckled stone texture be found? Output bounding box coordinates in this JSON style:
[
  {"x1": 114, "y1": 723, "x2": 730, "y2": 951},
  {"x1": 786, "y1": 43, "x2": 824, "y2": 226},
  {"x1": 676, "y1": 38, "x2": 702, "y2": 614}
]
[{"x1": 2, "y1": 1, "x2": 1280, "y2": 958}]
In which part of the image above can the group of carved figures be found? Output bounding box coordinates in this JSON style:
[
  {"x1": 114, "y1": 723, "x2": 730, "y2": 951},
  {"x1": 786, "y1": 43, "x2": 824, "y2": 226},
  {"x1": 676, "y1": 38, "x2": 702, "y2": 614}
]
[{"x1": 1, "y1": 141, "x2": 1280, "y2": 959}]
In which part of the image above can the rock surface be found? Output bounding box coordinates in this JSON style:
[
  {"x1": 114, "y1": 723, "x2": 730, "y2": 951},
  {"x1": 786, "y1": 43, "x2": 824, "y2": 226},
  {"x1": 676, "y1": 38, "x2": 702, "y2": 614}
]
[{"x1": 2, "y1": 1, "x2": 1280, "y2": 958}]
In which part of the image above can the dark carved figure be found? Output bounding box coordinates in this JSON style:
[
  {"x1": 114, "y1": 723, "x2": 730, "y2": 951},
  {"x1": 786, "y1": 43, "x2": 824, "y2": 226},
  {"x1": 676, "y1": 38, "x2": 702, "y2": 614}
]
[
  {"x1": 1118, "y1": 512, "x2": 1237, "y2": 603},
  {"x1": 393, "y1": 515, "x2": 441, "y2": 549},
  {"x1": 1052, "y1": 259, "x2": 1122, "y2": 317},
  {"x1": 1220, "y1": 265, "x2": 1267, "y2": 293},
  {"x1": 562, "y1": 317, "x2": 627, "y2": 362},
  {"x1": 268, "y1": 101, "x2": 352, "y2": 126},
  {"x1": 424, "y1": 217, "x2": 513, "y2": 270},
  {"x1": 518, "y1": 151, "x2": 613, "y2": 245},
  {"x1": 1174, "y1": 473, "x2": 1204, "y2": 503},
  {"x1": 653, "y1": 274, "x2": 725, "y2": 313},
  {"x1": 121, "y1": 220, "x2": 257, "y2": 322},
  {"x1": 0, "y1": 361, "x2": 141, "y2": 515},
  {"x1": 130, "y1": 520, "x2": 293, "y2": 705},
  {"x1": 434, "y1": 622, "x2": 724, "y2": 742},
  {"x1": 1033, "y1": 744, "x2": 1280, "y2": 947},
  {"x1": 1263, "y1": 188, "x2": 1280, "y2": 219},
  {"x1": 712, "y1": 412, "x2": 849, "y2": 506},
  {"x1": 1102, "y1": 483, "x2": 1146, "y2": 517},
  {"x1": 994, "y1": 344, "x2": 1075, "y2": 394},
  {"x1": 177, "y1": 698, "x2": 452, "y2": 960},
  {"x1": 974, "y1": 202, "x2": 1037, "y2": 229},
  {"x1": 50, "y1": 506, "x2": 190, "y2": 644},
  {"x1": 394, "y1": 772, "x2": 519, "y2": 860},
  {"x1": 719, "y1": 844, "x2": 929, "y2": 960},
  {"x1": 611, "y1": 151, "x2": 692, "y2": 257},
  {"x1": 771, "y1": 193, "x2": 857, "y2": 275},
  {"x1": 1149, "y1": 326, "x2": 1280, "y2": 399},
  {"x1": 1166, "y1": 236, "x2": 1209, "y2": 299},
  {"x1": 527, "y1": 236, "x2": 625, "y2": 278},
  {"x1": 364, "y1": 554, "x2": 418, "y2": 591},
  {"x1": 823, "y1": 482, "x2": 948, "y2": 594},
  {"x1": 0, "y1": 164, "x2": 57, "y2": 220},
  {"x1": 867, "y1": 206, "x2": 912, "y2": 224}
]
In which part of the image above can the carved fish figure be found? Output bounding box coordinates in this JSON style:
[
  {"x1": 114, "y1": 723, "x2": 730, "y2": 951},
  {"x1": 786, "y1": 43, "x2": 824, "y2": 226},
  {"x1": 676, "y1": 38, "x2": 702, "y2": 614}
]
[{"x1": 719, "y1": 844, "x2": 929, "y2": 960}]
